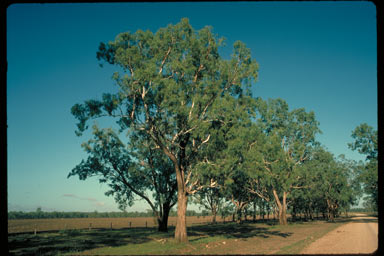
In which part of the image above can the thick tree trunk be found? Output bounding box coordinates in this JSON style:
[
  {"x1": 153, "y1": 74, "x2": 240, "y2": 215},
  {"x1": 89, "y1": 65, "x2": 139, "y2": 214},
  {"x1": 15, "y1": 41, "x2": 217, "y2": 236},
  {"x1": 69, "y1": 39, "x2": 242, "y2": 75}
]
[
  {"x1": 273, "y1": 189, "x2": 288, "y2": 225},
  {"x1": 175, "y1": 191, "x2": 188, "y2": 242},
  {"x1": 157, "y1": 203, "x2": 171, "y2": 232}
]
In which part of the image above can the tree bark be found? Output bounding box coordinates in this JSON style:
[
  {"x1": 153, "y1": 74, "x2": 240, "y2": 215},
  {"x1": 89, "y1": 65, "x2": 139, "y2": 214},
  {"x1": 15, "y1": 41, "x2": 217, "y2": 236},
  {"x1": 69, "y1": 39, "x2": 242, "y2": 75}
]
[
  {"x1": 157, "y1": 203, "x2": 171, "y2": 232},
  {"x1": 281, "y1": 191, "x2": 287, "y2": 225},
  {"x1": 273, "y1": 189, "x2": 288, "y2": 225},
  {"x1": 158, "y1": 136, "x2": 189, "y2": 242},
  {"x1": 211, "y1": 207, "x2": 217, "y2": 224},
  {"x1": 175, "y1": 191, "x2": 188, "y2": 242}
]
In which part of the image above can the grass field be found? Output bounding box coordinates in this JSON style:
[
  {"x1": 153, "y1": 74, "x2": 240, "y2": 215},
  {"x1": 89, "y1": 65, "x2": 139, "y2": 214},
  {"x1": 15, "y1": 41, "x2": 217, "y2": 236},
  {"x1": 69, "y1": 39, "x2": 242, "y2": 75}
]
[
  {"x1": 8, "y1": 216, "x2": 350, "y2": 255},
  {"x1": 8, "y1": 216, "x2": 228, "y2": 234}
]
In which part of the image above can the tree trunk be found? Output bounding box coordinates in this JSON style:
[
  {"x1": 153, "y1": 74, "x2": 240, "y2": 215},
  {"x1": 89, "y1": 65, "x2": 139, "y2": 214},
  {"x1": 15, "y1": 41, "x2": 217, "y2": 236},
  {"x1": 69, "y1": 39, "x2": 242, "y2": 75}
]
[
  {"x1": 236, "y1": 208, "x2": 243, "y2": 224},
  {"x1": 244, "y1": 208, "x2": 248, "y2": 221},
  {"x1": 211, "y1": 207, "x2": 217, "y2": 224},
  {"x1": 273, "y1": 189, "x2": 287, "y2": 225},
  {"x1": 157, "y1": 203, "x2": 171, "y2": 232},
  {"x1": 253, "y1": 202, "x2": 256, "y2": 222},
  {"x1": 260, "y1": 201, "x2": 265, "y2": 221},
  {"x1": 282, "y1": 192, "x2": 287, "y2": 225},
  {"x1": 175, "y1": 191, "x2": 188, "y2": 242},
  {"x1": 292, "y1": 207, "x2": 296, "y2": 221}
]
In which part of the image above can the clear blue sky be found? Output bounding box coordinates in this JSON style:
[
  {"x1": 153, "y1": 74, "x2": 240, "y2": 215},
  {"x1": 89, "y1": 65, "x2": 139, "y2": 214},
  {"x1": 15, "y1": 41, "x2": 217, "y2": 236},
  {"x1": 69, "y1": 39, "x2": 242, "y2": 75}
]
[{"x1": 7, "y1": 2, "x2": 377, "y2": 212}]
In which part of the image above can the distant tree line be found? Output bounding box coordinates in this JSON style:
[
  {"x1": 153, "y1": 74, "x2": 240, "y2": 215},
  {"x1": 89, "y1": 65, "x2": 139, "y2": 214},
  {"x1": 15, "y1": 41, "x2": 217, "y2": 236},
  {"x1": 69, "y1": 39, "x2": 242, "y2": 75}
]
[{"x1": 7, "y1": 208, "x2": 204, "y2": 220}]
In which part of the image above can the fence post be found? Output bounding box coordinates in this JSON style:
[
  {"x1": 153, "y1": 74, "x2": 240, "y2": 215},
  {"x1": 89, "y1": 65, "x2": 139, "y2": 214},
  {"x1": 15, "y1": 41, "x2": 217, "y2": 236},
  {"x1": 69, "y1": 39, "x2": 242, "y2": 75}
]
[
  {"x1": 34, "y1": 225, "x2": 37, "y2": 236},
  {"x1": 110, "y1": 222, "x2": 113, "y2": 230},
  {"x1": 145, "y1": 221, "x2": 147, "y2": 228},
  {"x1": 89, "y1": 223, "x2": 92, "y2": 230},
  {"x1": 129, "y1": 222, "x2": 132, "y2": 228}
]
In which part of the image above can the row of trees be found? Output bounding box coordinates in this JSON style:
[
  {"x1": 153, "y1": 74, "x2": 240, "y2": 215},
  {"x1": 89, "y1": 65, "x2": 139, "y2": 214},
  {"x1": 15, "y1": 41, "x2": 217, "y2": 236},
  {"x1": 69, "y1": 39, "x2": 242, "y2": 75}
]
[{"x1": 69, "y1": 18, "x2": 377, "y2": 242}]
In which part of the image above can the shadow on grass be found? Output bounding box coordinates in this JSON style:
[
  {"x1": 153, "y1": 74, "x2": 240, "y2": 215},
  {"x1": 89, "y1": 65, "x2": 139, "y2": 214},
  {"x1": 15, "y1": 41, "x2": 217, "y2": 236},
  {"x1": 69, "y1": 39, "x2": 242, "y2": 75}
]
[
  {"x1": 8, "y1": 221, "x2": 295, "y2": 255},
  {"x1": 8, "y1": 227, "x2": 165, "y2": 256},
  {"x1": 188, "y1": 222, "x2": 292, "y2": 241}
]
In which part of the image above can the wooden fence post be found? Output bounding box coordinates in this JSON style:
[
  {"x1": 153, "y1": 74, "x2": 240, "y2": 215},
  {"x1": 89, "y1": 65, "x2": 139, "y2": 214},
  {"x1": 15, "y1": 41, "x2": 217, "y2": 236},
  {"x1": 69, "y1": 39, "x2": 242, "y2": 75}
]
[
  {"x1": 110, "y1": 222, "x2": 113, "y2": 230},
  {"x1": 89, "y1": 223, "x2": 92, "y2": 230},
  {"x1": 34, "y1": 225, "x2": 37, "y2": 236},
  {"x1": 129, "y1": 222, "x2": 132, "y2": 228}
]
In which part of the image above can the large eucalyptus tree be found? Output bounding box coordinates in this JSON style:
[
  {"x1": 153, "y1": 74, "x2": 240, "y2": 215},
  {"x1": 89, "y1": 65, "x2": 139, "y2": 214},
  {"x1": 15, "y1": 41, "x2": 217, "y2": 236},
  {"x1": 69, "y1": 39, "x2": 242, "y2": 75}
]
[{"x1": 71, "y1": 18, "x2": 258, "y2": 242}]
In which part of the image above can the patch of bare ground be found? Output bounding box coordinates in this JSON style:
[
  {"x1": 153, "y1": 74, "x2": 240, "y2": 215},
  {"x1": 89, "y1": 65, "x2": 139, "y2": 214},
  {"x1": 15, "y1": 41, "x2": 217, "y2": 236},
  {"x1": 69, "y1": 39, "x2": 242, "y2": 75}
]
[{"x1": 301, "y1": 214, "x2": 378, "y2": 254}]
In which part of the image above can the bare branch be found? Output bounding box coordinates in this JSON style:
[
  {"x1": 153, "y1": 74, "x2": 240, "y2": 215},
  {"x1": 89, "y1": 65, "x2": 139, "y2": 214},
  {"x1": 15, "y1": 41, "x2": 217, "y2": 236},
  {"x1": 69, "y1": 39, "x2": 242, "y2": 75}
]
[
  {"x1": 248, "y1": 188, "x2": 270, "y2": 202},
  {"x1": 201, "y1": 134, "x2": 211, "y2": 144},
  {"x1": 188, "y1": 100, "x2": 195, "y2": 121},
  {"x1": 159, "y1": 46, "x2": 172, "y2": 75}
]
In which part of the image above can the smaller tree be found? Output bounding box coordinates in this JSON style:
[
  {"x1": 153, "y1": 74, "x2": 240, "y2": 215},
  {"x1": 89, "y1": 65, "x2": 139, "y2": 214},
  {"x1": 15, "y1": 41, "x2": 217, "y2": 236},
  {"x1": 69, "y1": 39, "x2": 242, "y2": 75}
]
[
  {"x1": 348, "y1": 123, "x2": 378, "y2": 211},
  {"x1": 193, "y1": 187, "x2": 224, "y2": 224},
  {"x1": 68, "y1": 125, "x2": 177, "y2": 232},
  {"x1": 247, "y1": 98, "x2": 321, "y2": 225},
  {"x1": 303, "y1": 147, "x2": 356, "y2": 222}
]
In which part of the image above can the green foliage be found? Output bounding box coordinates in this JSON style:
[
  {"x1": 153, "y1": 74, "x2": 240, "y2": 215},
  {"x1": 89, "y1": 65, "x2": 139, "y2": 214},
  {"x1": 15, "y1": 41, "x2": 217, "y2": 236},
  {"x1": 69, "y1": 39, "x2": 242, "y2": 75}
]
[
  {"x1": 71, "y1": 18, "x2": 259, "y2": 240},
  {"x1": 288, "y1": 147, "x2": 359, "y2": 220},
  {"x1": 348, "y1": 123, "x2": 378, "y2": 211},
  {"x1": 72, "y1": 18, "x2": 259, "y2": 183},
  {"x1": 68, "y1": 17, "x2": 363, "y2": 232},
  {"x1": 348, "y1": 123, "x2": 377, "y2": 161}
]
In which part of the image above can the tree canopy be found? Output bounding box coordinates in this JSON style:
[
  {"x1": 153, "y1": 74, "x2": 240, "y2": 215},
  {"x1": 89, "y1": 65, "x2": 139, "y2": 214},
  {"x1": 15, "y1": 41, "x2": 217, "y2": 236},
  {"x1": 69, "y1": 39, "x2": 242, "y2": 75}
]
[
  {"x1": 348, "y1": 123, "x2": 378, "y2": 211},
  {"x1": 71, "y1": 18, "x2": 258, "y2": 242},
  {"x1": 70, "y1": 18, "x2": 369, "y2": 243}
]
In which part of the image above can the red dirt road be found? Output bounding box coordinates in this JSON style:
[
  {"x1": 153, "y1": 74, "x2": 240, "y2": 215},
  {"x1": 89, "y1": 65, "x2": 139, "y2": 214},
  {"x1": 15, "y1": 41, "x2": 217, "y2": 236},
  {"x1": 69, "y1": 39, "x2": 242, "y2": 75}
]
[{"x1": 301, "y1": 214, "x2": 378, "y2": 254}]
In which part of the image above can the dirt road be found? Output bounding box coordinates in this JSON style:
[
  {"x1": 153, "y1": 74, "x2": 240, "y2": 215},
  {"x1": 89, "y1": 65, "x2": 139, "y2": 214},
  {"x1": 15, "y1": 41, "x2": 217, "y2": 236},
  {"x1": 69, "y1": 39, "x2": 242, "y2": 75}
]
[{"x1": 301, "y1": 214, "x2": 378, "y2": 254}]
